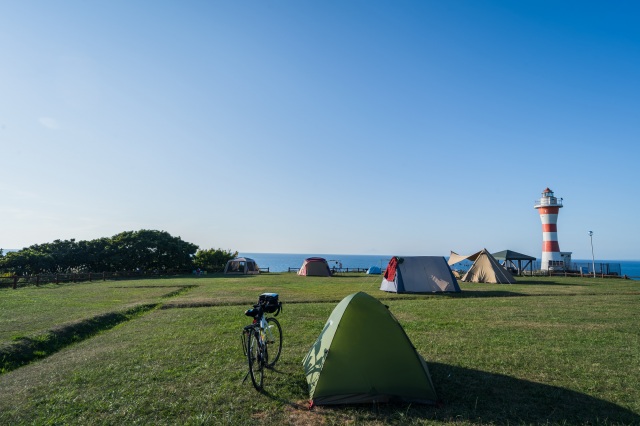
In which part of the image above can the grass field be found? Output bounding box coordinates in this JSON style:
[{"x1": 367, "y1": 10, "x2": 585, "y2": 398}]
[{"x1": 1, "y1": 273, "x2": 639, "y2": 425}]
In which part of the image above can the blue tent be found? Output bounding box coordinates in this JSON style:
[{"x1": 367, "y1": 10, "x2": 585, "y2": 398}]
[{"x1": 366, "y1": 266, "x2": 382, "y2": 275}]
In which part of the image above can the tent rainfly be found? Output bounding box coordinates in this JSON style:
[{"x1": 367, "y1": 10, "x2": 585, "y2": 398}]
[
  {"x1": 303, "y1": 292, "x2": 438, "y2": 406},
  {"x1": 223, "y1": 257, "x2": 260, "y2": 275},
  {"x1": 380, "y1": 256, "x2": 460, "y2": 293},
  {"x1": 452, "y1": 249, "x2": 516, "y2": 284},
  {"x1": 298, "y1": 257, "x2": 332, "y2": 277},
  {"x1": 447, "y1": 251, "x2": 470, "y2": 266}
]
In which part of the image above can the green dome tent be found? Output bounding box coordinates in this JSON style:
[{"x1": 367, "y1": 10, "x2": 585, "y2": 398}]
[{"x1": 302, "y1": 292, "x2": 438, "y2": 406}]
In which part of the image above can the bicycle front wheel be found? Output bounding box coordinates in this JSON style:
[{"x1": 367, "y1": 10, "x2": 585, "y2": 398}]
[
  {"x1": 247, "y1": 329, "x2": 264, "y2": 390},
  {"x1": 265, "y1": 317, "x2": 282, "y2": 368}
]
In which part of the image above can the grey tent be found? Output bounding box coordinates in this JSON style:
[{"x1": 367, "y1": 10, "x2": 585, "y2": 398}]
[
  {"x1": 223, "y1": 257, "x2": 260, "y2": 275},
  {"x1": 380, "y1": 256, "x2": 460, "y2": 293},
  {"x1": 303, "y1": 292, "x2": 438, "y2": 405}
]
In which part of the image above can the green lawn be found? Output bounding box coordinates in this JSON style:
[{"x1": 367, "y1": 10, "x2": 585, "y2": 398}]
[
  {"x1": 1, "y1": 274, "x2": 639, "y2": 425},
  {"x1": 0, "y1": 279, "x2": 191, "y2": 342}
]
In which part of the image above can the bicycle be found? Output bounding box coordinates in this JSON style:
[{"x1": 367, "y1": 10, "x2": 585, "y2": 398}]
[{"x1": 241, "y1": 293, "x2": 283, "y2": 391}]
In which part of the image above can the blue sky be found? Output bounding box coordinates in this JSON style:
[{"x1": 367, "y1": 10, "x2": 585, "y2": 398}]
[{"x1": 1, "y1": 1, "x2": 639, "y2": 260}]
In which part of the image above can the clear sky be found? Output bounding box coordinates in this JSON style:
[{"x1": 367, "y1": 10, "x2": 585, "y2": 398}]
[{"x1": 1, "y1": 1, "x2": 639, "y2": 260}]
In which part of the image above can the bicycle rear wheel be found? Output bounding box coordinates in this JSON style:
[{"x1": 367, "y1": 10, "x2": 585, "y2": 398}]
[
  {"x1": 247, "y1": 329, "x2": 264, "y2": 390},
  {"x1": 265, "y1": 317, "x2": 282, "y2": 368}
]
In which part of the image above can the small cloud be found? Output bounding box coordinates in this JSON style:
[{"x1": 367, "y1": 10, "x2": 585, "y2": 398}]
[{"x1": 39, "y1": 117, "x2": 59, "y2": 129}]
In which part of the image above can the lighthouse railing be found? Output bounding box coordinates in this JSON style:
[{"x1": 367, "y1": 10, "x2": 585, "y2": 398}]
[{"x1": 534, "y1": 198, "x2": 563, "y2": 208}]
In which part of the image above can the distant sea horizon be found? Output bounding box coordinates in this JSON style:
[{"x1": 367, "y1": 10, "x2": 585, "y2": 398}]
[{"x1": 240, "y1": 252, "x2": 640, "y2": 279}]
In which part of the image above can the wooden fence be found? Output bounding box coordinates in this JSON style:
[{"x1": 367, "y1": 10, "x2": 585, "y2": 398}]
[
  {"x1": 521, "y1": 270, "x2": 637, "y2": 279},
  {"x1": 286, "y1": 267, "x2": 370, "y2": 273},
  {"x1": 0, "y1": 267, "x2": 275, "y2": 289},
  {"x1": 0, "y1": 270, "x2": 191, "y2": 289}
]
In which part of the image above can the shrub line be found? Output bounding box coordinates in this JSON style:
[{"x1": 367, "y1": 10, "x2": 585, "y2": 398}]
[{"x1": 0, "y1": 303, "x2": 158, "y2": 374}]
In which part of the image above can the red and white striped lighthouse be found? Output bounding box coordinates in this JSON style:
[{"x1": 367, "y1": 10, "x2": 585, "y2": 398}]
[{"x1": 534, "y1": 188, "x2": 563, "y2": 270}]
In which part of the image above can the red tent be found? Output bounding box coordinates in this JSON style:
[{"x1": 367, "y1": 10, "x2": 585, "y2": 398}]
[{"x1": 298, "y1": 257, "x2": 332, "y2": 277}]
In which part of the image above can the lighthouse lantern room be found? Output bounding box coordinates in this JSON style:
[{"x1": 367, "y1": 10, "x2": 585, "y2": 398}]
[{"x1": 534, "y1": 188, "x2": 564, "y2": 271}]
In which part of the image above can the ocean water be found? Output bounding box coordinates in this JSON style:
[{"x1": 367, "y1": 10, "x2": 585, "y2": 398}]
[
  {"x1": 240, "y1": 253, "x2": 393, "y2": 273},
  {"x1": 590, "y1": 260, "x2": 640, "y2": 278},
  {"x1": 240, "y1": 253, "x2": 640, "y2": 279},
  {"x1": 623, "y1": 261, "x2": 640, "y2": 277}
]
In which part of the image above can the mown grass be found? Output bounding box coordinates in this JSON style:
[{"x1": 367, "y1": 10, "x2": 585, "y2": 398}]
[
  {"x1": 0, "y1": 278, "x2": 192, "y2": 342},
  {"x1": 0, "y1": 273, "x2": 639, "y2": 425}
]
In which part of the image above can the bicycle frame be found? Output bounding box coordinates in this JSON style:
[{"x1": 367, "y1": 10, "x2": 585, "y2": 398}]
[
  {"x1": 260, "y1": 315, "x2": 275, "y2": 345},
  {"x1": 242, "y1": 299, "x2": 283, "y2": 391},
  {"x1": 242, "y1": 314, "x2": 273, "y2": 355}
]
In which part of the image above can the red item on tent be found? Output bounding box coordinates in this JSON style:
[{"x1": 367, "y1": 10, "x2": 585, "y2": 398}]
[{"x1": 384, "y1": 257, "x2": 398, "y2": 281}]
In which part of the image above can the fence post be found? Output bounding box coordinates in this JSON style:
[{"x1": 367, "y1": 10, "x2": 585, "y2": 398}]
[
  {"x1": 36, "y1": 275, "x2": 40, "y2": 286},
  {"x1": 56, "y1": 274, "x2": 59, "y2": 285},
  {"x1": 13, "y1": 275, "x2": 18, "y2": 289}
]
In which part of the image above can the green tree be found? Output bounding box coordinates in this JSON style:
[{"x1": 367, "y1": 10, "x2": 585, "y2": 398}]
[
  {"x1": 1, "y1": 250, "x2": 53, "y2": 274},
  {"x1": 193, "y1": 248, "x2": 238, "y2": 273},
  {"x1": 107, "y1": 230, "x2": 199, "y2": 272},
  {"x1": 0, "y1": 230, "x2": 201, "y2": 274}
]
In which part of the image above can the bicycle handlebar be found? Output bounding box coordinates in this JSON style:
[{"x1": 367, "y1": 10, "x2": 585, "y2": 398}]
[{"x1": 249, "y1": 301, "x2": 283, "y2": 317}]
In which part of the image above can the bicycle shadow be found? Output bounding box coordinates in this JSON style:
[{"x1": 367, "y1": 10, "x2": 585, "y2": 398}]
[{"x1": 256, "y1": 372, "x2": 309, "y2": 410}]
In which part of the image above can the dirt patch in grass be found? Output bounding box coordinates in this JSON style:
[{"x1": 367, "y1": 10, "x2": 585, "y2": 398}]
[
  {"x1": 161, "y1": 298, "x2": 247, "y2": 309},
  {"x1": 283, "y1": 402, "x2": 328, "y2": 426},
  {"x1": 110, "y1": 285, "x2": 197, "y2": 299}
]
